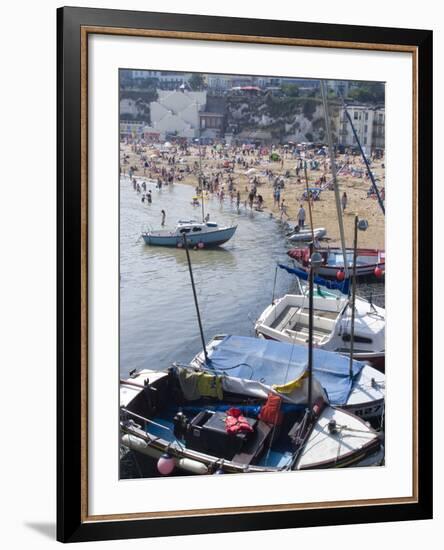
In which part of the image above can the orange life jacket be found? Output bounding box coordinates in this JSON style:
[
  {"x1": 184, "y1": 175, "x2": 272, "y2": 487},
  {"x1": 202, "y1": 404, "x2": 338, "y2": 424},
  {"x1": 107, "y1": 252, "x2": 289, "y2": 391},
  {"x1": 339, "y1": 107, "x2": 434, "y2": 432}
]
[{"x1": 258, "y1": 393, "x2": 283, "y2": 426}]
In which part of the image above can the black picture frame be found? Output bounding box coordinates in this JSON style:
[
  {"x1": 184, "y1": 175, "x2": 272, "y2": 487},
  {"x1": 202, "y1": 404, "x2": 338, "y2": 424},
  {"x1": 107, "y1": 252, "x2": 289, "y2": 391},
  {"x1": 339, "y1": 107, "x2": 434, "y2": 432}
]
[{"x1": 57, "y1": 6, "x2": 433, "y2": 543}]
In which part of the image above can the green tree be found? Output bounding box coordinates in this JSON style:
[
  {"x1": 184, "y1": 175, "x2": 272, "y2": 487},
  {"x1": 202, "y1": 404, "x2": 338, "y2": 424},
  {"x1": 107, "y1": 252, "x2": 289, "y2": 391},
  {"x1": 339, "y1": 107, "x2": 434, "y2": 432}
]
[
  {"x1": 282, "y1": 84, "x2": 300, "y2": 97},
  {"x1": 348, "y1": 82, "x2": 384, "y2": 103},
  {"x1": 189, "y1": 73, "x2": 205, "y2": 90}
]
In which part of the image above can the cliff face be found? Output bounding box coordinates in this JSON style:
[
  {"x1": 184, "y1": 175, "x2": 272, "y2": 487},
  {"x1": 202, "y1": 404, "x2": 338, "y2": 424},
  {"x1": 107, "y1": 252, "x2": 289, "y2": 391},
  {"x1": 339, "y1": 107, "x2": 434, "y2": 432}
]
[{"x1": 225, "y1": 94, "x2": 340, "y2": 142}]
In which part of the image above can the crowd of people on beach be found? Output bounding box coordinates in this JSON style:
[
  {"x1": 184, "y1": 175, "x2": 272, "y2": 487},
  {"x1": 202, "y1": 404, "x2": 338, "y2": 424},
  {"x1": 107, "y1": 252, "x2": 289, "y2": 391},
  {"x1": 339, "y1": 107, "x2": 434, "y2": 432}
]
[{"x1": 120, "y1": 138, "x2": 385, "y2": 232}]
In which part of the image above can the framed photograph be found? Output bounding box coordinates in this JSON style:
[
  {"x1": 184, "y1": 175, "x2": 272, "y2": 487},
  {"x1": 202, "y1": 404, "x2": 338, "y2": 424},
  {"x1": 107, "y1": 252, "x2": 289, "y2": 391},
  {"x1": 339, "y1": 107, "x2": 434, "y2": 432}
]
[{"x1": 57, "y1": 6, "x2": 433, "y2": 543}]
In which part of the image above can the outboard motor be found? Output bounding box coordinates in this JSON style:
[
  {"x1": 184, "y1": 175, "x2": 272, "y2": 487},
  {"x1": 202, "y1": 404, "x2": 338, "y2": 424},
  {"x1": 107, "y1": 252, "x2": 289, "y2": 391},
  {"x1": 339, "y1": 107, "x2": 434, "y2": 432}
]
[{"x1": 173, "y1": 411, "x2": 188, "y2": 439}]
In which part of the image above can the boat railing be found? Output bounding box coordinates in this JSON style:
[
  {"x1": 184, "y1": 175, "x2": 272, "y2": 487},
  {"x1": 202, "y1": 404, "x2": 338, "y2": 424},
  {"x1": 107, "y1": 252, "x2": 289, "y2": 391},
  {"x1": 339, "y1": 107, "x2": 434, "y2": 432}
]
[{"x1": 120, "y1": 407, "x2": 185, "y2": 450}]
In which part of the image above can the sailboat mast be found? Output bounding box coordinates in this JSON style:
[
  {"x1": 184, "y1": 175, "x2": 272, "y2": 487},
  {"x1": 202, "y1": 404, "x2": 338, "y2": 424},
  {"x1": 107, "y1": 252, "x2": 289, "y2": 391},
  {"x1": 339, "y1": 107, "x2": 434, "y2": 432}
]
[
  {"x1": 182, "y1": 233, "x2": 209, "y2": 365},
  {"x1": 307, "y1": 243, "x2": 314, "y2": 412},
  {"x1": 198, "y1": 132, "x2": 205, "y2": 222},
  {"x1": 303, "y1": 164, "x2": 315, "y2": 244},
  {"x1": 320, "y1": 80, "x2": 349, "y2": 278},
  {"x1": 342, "y1": 103, "x2": 385, "y2": 215},
  {"x1": 349, "y1": 215, "x2": 358, "y2": 376}
]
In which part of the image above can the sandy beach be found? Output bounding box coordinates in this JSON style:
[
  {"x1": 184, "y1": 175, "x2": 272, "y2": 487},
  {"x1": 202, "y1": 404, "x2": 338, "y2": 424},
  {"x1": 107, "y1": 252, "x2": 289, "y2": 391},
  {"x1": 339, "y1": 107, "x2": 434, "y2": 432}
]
[{"x1": 120, "y1": 142, "x2": 385, "y2": 249}]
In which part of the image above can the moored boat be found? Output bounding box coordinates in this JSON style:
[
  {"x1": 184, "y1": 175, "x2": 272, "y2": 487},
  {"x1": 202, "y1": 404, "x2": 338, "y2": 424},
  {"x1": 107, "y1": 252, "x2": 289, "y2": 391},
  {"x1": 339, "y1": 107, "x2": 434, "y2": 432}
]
[
  {"x1": 191, "y1": 335, "x2": 385, "y2": 421},
  {"x1": 255, "y1": 292, "x2": 385, "y2": 370},
  {"x1": 142, "y1": 220, "x2": 237, "y2": 247},
  {"x1": 120, "y1": 363, "x2": 383, "y2": 475},
  {"x1": 286, "y1": 227, "x2": 327, "y2": 242},
  {"x1": 287, "y1": 247, "x2": 385, "y2": 279}
]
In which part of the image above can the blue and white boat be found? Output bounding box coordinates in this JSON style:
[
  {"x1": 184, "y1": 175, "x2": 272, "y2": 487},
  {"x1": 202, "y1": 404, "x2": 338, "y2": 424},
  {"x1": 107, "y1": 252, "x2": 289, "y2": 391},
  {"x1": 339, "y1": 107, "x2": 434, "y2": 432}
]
[
  {"x1": 191, "y1": 335, "x2": 385, "y2": 421},
  {"x1": 142, "y1": 220, "x2": 237, "y2": 248}
]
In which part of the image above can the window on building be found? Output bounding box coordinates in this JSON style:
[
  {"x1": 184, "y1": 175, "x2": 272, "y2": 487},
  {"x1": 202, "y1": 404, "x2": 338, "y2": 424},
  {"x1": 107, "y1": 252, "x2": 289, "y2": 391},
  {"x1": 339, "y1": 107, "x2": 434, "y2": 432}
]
[{"x1": 354, "y1": 112, "x2": 359, "y2": 120}]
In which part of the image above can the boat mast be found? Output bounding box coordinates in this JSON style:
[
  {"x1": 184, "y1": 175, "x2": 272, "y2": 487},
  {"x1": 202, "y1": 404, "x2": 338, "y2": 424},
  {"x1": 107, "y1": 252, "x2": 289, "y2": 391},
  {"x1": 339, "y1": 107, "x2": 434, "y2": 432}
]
[
  {"x1": 198, "y1": 130, "x2": 205, "y2": 223},
  {"x1": 340, "y1": 99, "x2": 385, "y2": 216},
  {"x1": 303, "y1": 164, "x2": 315, "y2": 244},
  {"x1": 307, "y1": 243, "x2": 314, "y2": 412},
  {"x1": 320, "y1": 80, "x2": 349, "y2": 278},
  {"x1": 348, "y1": 215, "x2": 358, "y2": 377},
  {"x1": 308, "y1": 249, "x2": 322, "y2": 414},
  {"x1": 182, "y1": 233, "x2": 209, "y2": 365}
]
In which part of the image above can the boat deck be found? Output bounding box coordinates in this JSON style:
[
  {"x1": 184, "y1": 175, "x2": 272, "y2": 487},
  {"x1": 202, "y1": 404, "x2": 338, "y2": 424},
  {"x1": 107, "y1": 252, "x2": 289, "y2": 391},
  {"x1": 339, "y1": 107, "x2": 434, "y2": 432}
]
[{"x1": 270, "y1": 306, "x2": 335, "y2": 342}]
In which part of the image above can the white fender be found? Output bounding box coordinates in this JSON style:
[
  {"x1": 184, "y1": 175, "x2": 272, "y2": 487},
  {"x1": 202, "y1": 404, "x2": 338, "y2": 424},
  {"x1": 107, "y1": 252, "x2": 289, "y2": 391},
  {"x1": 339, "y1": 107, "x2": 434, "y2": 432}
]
[
  {"x1": 121, "y1": 434, "x2": 163, "y2": 459},
  {"x1": 176, "y1": 457, "x2": 208, "y2": 475}
]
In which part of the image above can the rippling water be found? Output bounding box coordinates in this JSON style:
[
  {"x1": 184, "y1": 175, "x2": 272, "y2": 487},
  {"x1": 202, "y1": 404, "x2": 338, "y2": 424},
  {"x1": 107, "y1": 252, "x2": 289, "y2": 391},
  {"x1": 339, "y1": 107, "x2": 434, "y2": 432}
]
[
  {"x1": 120, "y1": 177, "x2": 298, "y2": 377},
  {"x1": 119, "y1": 176, "x2": 385, "y2": 477}
]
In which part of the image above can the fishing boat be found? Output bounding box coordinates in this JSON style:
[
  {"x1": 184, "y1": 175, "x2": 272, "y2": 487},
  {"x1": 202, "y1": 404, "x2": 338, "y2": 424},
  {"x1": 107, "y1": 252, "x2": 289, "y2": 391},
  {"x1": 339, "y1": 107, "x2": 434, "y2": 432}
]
[
  {"x1": 287, "y1": 247, "x2": 385, "y2": 279},
  {"x1": 120, "y1": 362, "x2": 383, "y2": 476},
  {"x1": 191, "y1": 335, "x2": 385, "y2": 420},
  {"x1": 142, "y1": 220, "x2": 237, "y2": 247},
  {"x1": 255, "y1": 292, "x2": 385, "y2": 370},
  {"x1": 286, "y1": 227, "x2": 327, "y2": 242}
]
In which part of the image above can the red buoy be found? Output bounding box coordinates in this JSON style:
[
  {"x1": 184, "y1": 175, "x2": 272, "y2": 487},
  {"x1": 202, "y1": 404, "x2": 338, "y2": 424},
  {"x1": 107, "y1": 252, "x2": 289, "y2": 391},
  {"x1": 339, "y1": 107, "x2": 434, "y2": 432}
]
[
  {"x1": 374, "y1": 267, "x2": 383, "y2": 278},
  {"x1": 336, "y1": 270, "x2": 345, "y2": 281}
]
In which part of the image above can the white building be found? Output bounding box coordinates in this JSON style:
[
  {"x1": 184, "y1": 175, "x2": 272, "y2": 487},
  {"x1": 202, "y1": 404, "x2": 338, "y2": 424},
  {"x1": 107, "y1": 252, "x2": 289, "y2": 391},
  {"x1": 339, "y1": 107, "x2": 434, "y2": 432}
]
[
  {"x1": 144, "y1": 89, "x2": 207, "y2": 139},
  {"x1": 120, "y1": 98, "x2": 140, "y2": 118},
  {"x1": 339, "y1": 105, "x2": 385, "y2": 152},
  {"x1": 131, "y1": 70, "x2": 161, "y2": 79}
]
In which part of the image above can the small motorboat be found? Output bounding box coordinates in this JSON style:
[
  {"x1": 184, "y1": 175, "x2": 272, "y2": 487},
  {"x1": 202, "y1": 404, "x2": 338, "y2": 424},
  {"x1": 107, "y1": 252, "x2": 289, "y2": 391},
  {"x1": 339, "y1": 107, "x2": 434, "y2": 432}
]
[
  {"x1": 286, "y1": 227, "x2": 327, "y2": 242},
  {"x1": 191, "y1": 335, "x2": 385, "y2": 420},
  {"x1": 120, "y1": 362, "x2": 383, "y2": 476},
  {"x1": 142, "y1": 220, "x2": 237, "y2": 248},
  {"x1": 287, "y1": 247, "x2": 385, "y2": 279},
  {"x1": 255, "y1": 293, "x2": 385, "y2": 370}
]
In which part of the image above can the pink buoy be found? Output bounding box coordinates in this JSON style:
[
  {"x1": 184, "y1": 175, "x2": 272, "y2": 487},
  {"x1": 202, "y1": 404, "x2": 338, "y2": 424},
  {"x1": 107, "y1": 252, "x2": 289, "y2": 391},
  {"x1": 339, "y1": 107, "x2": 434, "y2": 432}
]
[
  {"x1": 198, "y1": 242, "x2": 204, "y2": 249},
  {"x1": 157, "y1": 453, "x2": 176, "y2": 475},
  {"x1": 177, "y1": 242, "x2": 183, "y2": 248},
  {"x1": 374, "y1": 267, "x2": 383, "y2": 278}
]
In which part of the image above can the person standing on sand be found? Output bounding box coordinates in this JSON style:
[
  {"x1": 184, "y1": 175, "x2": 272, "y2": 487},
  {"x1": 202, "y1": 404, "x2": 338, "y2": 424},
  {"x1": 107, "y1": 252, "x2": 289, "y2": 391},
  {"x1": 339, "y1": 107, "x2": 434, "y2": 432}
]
[
  {"x1": 297, "y1": 204, "x2": 306, "y2": 229},
  {"x1": 161, "y1": 209, "x2": 166, "y2": 226},
  {"x1": 280, "y1": 199, "x2": 288, "y2": 220},
  {"x1": 341, "y1": 192, "x2": 348, "y2": 213}
]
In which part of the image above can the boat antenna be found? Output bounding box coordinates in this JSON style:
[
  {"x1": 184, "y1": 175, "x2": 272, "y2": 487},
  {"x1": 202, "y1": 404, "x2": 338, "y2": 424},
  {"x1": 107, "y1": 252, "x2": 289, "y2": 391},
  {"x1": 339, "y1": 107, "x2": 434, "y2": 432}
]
[
  {"x1": 182, "y1": 233, "x2": 210, "y2": 365},
  {"x1": 320, "y1": 80, "x2": 349, "y2": 279},
  {"x1": 338, "y1": 94, "x2": 385, "y2": 216}
]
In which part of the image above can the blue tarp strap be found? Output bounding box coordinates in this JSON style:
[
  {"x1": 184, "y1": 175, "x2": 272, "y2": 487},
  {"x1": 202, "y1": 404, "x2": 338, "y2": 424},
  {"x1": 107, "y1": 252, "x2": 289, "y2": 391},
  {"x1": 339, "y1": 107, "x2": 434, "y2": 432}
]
[{"x1": 278, "y1": 263, "x2": 350, "y2": 294}]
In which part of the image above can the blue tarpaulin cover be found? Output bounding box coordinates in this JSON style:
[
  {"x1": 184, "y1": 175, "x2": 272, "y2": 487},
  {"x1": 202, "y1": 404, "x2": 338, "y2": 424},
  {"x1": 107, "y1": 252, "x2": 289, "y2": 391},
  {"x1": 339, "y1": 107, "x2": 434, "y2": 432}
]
[{"x1": 207, "y1": 335, "x2": 364, "y2": 406}]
